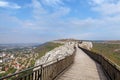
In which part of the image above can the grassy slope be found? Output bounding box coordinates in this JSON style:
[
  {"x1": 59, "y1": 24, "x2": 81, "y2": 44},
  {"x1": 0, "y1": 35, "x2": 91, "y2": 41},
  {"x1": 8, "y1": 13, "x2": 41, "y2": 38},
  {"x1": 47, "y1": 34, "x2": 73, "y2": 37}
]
[
  {"x1": 91, "y1": 43, "x2": 120, "y2": 66},
  {"x1": 34, "y1": 42, "x2": 62, "y2": 59},
  {"x1": 18, "y1": 42, "x2": 62, "y2": 79}
]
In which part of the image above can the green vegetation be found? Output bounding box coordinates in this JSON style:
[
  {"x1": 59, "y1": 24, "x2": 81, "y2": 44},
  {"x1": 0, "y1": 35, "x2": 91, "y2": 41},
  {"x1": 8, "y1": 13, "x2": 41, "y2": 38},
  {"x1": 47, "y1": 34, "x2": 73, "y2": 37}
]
[
  {"x1": 0, "y1": 67, "x2": 16, "y2": 77},
  {"x1": 19, "y1": 42, "x2": 62, "y2": 79},
  {"x1": 91, "y1": 43, "x2": 120, "y2": 66},
  {"x1": 0, "y1": 42, "x2": 62, "y2": 78},
  {"x1": 35, "y1": 42, "x2": 62, "y2": 59}
]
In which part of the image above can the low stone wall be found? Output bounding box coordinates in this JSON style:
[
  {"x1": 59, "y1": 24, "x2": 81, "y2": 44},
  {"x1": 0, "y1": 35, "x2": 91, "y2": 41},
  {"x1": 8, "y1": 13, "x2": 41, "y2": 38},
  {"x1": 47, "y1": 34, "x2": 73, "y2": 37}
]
[{"x1": 79, "y1": 46, "x2": 120, "y2": 80}]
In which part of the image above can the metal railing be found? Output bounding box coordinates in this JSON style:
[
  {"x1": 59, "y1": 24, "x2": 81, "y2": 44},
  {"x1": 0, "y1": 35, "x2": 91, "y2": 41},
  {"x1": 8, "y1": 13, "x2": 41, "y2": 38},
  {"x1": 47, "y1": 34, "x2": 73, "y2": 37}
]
[
  {"x1": 0, "y1": 47, "x2": 76, "y2": 80},
  {"x1": 79, "y1": 46, "x2": 120, "y2": 80}
]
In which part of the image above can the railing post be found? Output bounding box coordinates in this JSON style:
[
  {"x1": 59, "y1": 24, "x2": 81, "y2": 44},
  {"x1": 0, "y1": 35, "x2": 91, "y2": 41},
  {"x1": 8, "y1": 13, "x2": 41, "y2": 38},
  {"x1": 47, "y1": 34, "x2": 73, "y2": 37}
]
[{"x1": 40, "y1": 65, "x2": 43, "y2": 80}]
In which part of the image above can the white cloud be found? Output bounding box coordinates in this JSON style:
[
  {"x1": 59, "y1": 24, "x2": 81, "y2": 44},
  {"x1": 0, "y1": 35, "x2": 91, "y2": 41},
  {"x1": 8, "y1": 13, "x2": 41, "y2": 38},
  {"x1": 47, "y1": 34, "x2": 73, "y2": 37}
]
[
  {"x1": 92, "y1": 2, "x2": 120, "y2": 16},
  {"x1": 0, "y1": 1, "x2": 21, "y2": 9},
  {"x1": 90, "y1": 0, "x2": 120, "y2": 5},
  {"x1": 1, "y1": 0, "x2": 120, "y2": 43},
  {"x1": 31, "y1": 0, "x2": 70, "y2": 22},
  {"x1": 90, "y1": 0, "x2": 105, "y2": 5},
  {"x1": 25, "y1": 0, "x2": 120, "y2": 40},
  {"x1": 32, "y1": 0, "x2": 47, "y2": 17},
  {"x1": 90, "y1": 0, "x2": 120, "y2": 16},
  {"x1": 41, "y1": 0, "x2": 63, "y2": 7},
  {"x1": 50, "y1": 7, "x2": 70, "y2": 18}
]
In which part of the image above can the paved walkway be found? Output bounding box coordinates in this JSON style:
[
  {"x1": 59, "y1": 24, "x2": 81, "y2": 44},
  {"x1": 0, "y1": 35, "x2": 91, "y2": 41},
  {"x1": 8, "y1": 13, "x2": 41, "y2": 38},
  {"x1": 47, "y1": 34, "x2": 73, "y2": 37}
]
[{"x1": 57, "y1": 46, "x2": 107, "y2": 80}]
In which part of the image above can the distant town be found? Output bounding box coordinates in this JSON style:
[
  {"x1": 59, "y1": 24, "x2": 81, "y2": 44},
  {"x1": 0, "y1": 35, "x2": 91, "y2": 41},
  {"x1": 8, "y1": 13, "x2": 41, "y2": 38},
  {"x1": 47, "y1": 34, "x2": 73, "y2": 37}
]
[{"x1": 0, "y1": 43, "x2": 40, "y2": 77}]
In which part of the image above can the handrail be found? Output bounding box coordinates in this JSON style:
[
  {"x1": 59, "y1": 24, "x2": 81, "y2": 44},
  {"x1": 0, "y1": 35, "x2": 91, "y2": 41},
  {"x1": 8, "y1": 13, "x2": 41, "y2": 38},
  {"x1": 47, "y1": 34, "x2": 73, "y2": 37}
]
[
  {"x1": 0, "y1": 47, "x2": 76, "y2": 80},
  {"x1": 79, "y1": 46, "x2": 120, "y2": 80}
]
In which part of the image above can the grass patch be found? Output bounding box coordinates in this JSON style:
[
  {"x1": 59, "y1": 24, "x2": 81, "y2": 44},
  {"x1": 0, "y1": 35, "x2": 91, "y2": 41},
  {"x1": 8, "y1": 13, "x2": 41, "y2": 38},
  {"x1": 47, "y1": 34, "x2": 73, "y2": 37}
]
[
  {"x1": 91, "y1": 43, "x2": 120, "y2": 66},
  {"x1": 34, "y1": 42, "x2": 62, "y2": 59}
]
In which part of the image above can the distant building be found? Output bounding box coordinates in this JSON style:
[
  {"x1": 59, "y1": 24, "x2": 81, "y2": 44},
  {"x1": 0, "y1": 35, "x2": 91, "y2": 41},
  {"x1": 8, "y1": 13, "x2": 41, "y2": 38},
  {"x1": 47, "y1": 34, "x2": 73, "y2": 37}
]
[
  {"x1": 10, "y1": 54, "x2": 14, "y2": 59},
  {"x1": 0, "y1": 53, "x2": 3, "y2": 63},
  {"x1": 0, "y1": 52, "x2": 6, "y2": 63},
  {"x1": 0, "y1": 53, "x2": 4, "y2": 71}
]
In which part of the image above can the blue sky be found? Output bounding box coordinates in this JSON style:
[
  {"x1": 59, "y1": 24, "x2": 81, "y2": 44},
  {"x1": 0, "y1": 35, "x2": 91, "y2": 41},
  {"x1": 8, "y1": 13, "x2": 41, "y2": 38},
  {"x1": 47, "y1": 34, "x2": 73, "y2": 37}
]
[{"x1": 0, "y1": 0, "x2": 120, "y2": 43}]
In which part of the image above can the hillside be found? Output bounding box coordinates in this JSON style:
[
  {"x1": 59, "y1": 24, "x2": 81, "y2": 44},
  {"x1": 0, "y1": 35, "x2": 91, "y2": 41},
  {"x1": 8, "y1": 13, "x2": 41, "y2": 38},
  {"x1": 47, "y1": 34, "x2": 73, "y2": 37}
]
[
  {"x1": 91, "y1": 43, "x2": 120, "y2": 66},
  {"x1": 34, "y1": 41, "x2": 75, "y2": 66},
  {"x1": 0, "y1": 42, "x2": 62, "y2": 78},
  {"x1": 54, "y1": 39, "x2": 80, "y2": 42},
  {"x1": 106, "y1": 40, "x2": 120, "y2": 44},
  {"x1": 34, "y1": 42, "x2": 62, "y2": 59}
]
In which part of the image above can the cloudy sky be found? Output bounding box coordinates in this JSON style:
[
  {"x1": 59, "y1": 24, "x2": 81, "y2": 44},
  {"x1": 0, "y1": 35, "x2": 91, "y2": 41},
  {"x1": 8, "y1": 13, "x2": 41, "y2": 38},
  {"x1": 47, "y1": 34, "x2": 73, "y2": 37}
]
[{"x1": 0, "y1": 0, "x2": 120, "y2": 43}]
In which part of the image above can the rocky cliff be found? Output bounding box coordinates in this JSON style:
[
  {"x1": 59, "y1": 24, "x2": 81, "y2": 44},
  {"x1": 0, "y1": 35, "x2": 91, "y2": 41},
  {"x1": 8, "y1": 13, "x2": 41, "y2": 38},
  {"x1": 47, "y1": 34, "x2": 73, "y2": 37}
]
[{"x1": 34, "y1": 41, "x2": 76, "y2": 66}]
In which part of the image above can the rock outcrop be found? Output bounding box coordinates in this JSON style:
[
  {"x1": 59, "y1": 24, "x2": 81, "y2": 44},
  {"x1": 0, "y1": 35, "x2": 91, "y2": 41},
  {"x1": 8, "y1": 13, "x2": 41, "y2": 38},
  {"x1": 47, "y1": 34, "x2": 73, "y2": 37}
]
[
  {"x1": 34, "y1": 42, "x2": 76, "y2": 66},
  {"x1": 79, "y1": 41, "x2": 93, "y2": 50}
]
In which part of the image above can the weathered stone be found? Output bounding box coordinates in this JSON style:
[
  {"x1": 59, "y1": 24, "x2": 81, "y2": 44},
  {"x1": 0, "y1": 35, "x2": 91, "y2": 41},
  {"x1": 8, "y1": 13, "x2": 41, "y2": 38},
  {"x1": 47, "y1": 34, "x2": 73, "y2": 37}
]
[
  {"x1": 34, "y1": 42, "x2": 75, "y2": 66},
  {"x1": 79, "y1": 41, "x2": 93, "y2": 50}
]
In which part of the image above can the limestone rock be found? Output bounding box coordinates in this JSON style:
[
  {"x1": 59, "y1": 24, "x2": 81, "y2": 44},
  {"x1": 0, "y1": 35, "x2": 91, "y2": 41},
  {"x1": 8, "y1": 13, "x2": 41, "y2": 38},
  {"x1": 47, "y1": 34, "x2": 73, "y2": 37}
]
[{"x1": 34, "y1": 42, "x2": 76, "y2": 66}]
